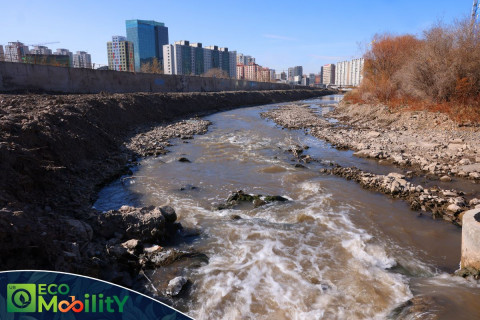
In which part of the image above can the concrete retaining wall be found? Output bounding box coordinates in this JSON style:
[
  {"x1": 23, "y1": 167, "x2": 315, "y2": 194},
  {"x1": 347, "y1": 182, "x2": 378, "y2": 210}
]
[{"x1": 0, "y1": 61, "x2": 297, "y2": 94}]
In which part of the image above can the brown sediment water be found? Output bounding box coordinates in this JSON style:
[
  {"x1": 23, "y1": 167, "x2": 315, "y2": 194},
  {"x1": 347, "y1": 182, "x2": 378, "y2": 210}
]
[{"x1": 95, "y1": 95, "x2": 480, "y2": 319}]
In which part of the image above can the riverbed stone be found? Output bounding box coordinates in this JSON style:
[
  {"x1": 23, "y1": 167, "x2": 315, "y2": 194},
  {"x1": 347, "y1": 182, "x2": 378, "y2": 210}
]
[
  {"x1": 61, "y1": 218, "x2": 93, "y2": 242},
  {"x1": 469, "y1": 172, "x2": 480, "y2": 179},
  {"x1": 96, "y1": 206, "x2": 166, "y2": 242},
  {"x1": 366, "y1": 131, "x2": 381, "y2": 138},
  {"x1": 447, "y1": 204, "x2": 462, "y2": 213},
  {"x1": 442, "y1": 190, "x2": 457, "y2": 197},
  {"x1": 460, "y1": 163, "x2": 480, "y2": 173},
  {"x1": 440, "y1": 175, "x2": 452, "y2": 182},
  {"x1": 469, "y1": 198, "x2": 480, "y2": 206},
  {"x1": 159, "y1": 206, "x2": 177, "y2": 223},
  {"x1": 353, "y1": 149, "x2": 371, "y2": 158},
  {"x1": 121, "y1": 239, "x2": 142, "y2": 254},
  {"x1": 387, "y1": 172, "x2": 405, "y2": 180},
  {"x1": 390, "y1": 180, "x2": 401, "y2": 194},
  {"x1": 166, "y1": 276, "x2": 188, "y2": 296}
]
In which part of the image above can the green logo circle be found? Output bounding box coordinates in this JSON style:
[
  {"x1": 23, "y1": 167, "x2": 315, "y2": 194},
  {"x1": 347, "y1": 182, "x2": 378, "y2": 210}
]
[{"x1": 12, "y1": 289, "x2": 32, "y2": 309}]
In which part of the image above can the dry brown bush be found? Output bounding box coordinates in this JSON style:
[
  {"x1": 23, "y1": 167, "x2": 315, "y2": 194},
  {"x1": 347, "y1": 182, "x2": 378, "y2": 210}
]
[
  {"x1": 362, "y1": 34, "x2": 421, "y2": 102},
  {"x1": 140, "y1": 57, "x2": 163, "y2": 74},
  {"x1": 357, "y1": 18, "x2": 480, "y2": 123},
  {"x1": 202, "y1": 68, "x2": 229, "y2": 79},
  {"x1": 399, "y1": 19, "x2": 480, "y2": 104}
]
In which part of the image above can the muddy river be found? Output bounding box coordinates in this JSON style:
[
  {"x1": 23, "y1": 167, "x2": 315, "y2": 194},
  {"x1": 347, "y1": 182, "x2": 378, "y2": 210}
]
[{"x1": 95, "y1": 95, "x2": 480, "y2": 319}]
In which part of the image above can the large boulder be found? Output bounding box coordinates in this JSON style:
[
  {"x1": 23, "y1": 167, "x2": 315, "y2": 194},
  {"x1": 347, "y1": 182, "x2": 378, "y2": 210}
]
[
  {"x1": 159, "y1": 206, "x2": 177, "y2": 223},
  {"x1": 166, "y1": 276, "x2": 188, "y2": 296},
  {"x1": 61, "y1": 218, "x2": 93, "y2": 242},
  {"x1": 96, "y1": 205, "x2": 166, "y2": 242},
  {"x1": 214, "y1": 190, "x2": 289, "y2": 210}
]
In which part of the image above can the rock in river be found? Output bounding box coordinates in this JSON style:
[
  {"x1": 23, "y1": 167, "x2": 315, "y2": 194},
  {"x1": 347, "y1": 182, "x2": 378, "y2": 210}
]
[
  {"x1": 96, "y1": 205, "x2": 169, "y2": 242},
  {"x1": 166, "y1": 276, "x2": 188, "y2": 296},
  {"x1": 159, "y1": 206, "x2": 178, "y2": 223},
  {"x1": 440, "y1": 175, "x2": 452, "y2": 182}
]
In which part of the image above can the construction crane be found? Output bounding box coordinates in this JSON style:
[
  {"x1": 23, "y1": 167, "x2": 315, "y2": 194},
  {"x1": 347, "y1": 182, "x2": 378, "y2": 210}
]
[
  {"x1": 472, "y1": 0, "x2": 480, "y2": 25},
  {"x1": 26, "y1": 41, "x2": 60, "y2": 47}
]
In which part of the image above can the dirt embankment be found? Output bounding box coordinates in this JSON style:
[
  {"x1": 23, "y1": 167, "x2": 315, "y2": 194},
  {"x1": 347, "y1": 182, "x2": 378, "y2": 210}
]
[
  {"x1": 0, "y1": 89, "x2": 334, "y2": 285},
  {"x1": 262, "y1": 102, "x2": 480, "y2": 226}
]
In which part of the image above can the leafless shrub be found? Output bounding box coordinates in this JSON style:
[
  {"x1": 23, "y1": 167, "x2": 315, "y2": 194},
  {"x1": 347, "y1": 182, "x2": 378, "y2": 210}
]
[
  {"x1": 141, "y1": 57, "x2": 163, "y2": 74},
  {"x1": 355, "y1": 17, "x2": 480, "y2": 122},
  {"x1": 202, "y1": 68, "x2": 229, "y2": 79},
  {"x1": 398, "y1": 19, "x2": 480, "y2": 103}
]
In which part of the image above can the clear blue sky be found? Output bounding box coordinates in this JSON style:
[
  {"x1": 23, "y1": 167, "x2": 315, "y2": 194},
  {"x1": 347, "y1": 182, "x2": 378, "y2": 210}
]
[{"x1": 0, "y1": 0, "x2": 472, "y2": 74}]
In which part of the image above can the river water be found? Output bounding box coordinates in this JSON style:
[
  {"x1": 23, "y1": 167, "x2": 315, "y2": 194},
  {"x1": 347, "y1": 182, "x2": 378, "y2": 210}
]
[{"x1": 95, "y1": 95, "x2": 480, "y2": 319}]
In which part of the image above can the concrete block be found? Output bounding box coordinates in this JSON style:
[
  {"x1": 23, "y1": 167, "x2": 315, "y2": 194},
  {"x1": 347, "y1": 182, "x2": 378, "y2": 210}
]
[{"x1": 461, "y1": 208, "x2": 480, "y2": 270}]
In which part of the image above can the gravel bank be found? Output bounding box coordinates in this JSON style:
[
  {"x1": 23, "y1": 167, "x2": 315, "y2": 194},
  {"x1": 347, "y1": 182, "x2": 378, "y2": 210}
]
[{"x1": 262, "y1": 101, "x2": 480, "y2": 226}]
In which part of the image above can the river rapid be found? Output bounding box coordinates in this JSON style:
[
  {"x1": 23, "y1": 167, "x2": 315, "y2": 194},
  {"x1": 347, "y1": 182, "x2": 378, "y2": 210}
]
[{"x1": 95, "y1": 95, "x2": 480, "y2": 319}]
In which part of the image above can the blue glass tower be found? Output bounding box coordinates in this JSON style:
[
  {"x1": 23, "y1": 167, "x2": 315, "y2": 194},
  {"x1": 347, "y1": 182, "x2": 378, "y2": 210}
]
[{"x1": 125, "y1": 19, "x2": 169, "y2": 71}]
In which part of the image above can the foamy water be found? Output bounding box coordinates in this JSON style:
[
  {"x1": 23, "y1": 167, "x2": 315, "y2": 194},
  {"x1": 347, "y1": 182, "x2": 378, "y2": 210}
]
[{"x1": 95, "y1": 96, "x2": 480, "y2": 319}]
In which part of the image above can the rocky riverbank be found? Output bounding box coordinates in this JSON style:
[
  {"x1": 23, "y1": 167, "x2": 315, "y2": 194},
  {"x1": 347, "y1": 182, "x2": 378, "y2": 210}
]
[
  {"x1": 323, "y1": 103, "x2": 480, "y2": 180},
  {"x1": 0, "y1": 89, "x2": 335, "y2": 290},
  {"x1": 262, "y1": 101, "x2": 480, "y2": 226}
]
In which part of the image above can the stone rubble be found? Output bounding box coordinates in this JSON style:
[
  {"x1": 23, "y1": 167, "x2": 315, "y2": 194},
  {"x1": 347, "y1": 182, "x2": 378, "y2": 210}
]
[
  {"x1": 263, "y1": 102, "x2": 480, "y2": 227},
  {"x1": 321, "y1": 166, "x2": 474, "y2": 226}
]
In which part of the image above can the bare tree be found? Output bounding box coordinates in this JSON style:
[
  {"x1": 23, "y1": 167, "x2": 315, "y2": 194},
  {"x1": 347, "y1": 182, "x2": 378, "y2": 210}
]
[
  {"x1": 202, "y1": 68, "x2": 229, "y2": 79},
  {"x1": 141, "y1": 57, "x2": 163, "y2": 74}
]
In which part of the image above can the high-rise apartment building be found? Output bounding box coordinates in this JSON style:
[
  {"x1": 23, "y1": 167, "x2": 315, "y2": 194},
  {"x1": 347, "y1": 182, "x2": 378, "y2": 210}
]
[
  {"x1": 350, "y1": 58, "x2": 364, "y2": 86},
  {"x1": 5, "y1": 41, "x2": 29, "y2": 62},
  {"x1": 245, "y1": 64, "x2": 260, "y2": 81},
  {"x1": 164, "y1": 40, "x2": 195, "y2": 75},
  {"x1": 236, "y1": 53, "x2": 255, "y2": 65},
  {"x1": 237, "y1": 63, "x2": 272, "y2": 82},
  {"x1": 107, "y1": 36, "x2": 135, "y2": 72},
  {"x1": 190, "y1": 42, "x2": 205, "y2": 75},
  {"x1": 269, "y1": 69, "x2": 275, "y2": 81},
  {"x1": 287, "y1": 66, "x2": 303, "y2": 82},
  {"x1": 54, "y1": 49, "x2": 73, "y2": 66},
  {"x1": 73, "y1": 51, "x2": 92, "y2": 68},
  {"x1": 309, "y1": 73, "x2": 315, "y2": 86},
  {"x1": 30, "y1": 45, "x2": 52, "y2": 55},
  {"x1": 126, "y1": 19, "x2": 169, "y2": 71},
  {"x1": 236, "y1": 53, "x2": 273, "y2": 81},
  {"x1": 322, "y1": 64, "x2": 336, "y2": 85},
  {"x1": 236, "y1": 53, "x2": 244, "y2": 65},
  {"x1": 336, "y1": 61, "x2": 349, "y2": 86},
  {"x1": 259, "y1": 67, "x2": 271, "y2": 82},
  {"x1": 301, "y1": 75, "x2": 309, "y2": 86},
  {"x1": 274, "y1": 72, "x2": 287, "y2": 82},
  {"x1": 0, "y1": 45, "x2": 4, "y2": 61},
  {"x1": 335, "y1": 58, "x2": 364, "y2": 86},
  {"x1": 163, "y1": 40, "x2": 236, "y2": 78},
  {"x1": 237, "y1": 64, "x2": 245, "y2": 79}
]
